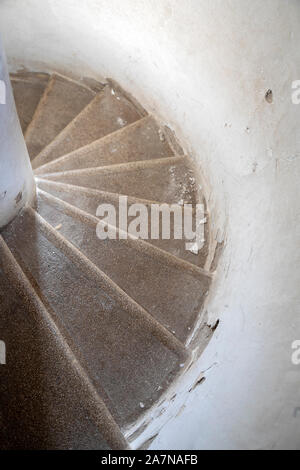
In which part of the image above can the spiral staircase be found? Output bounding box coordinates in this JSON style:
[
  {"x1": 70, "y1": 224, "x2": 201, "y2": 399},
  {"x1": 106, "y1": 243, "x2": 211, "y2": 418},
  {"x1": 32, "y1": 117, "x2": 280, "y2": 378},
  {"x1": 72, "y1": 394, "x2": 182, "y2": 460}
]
[{"x1": 0, "y1": 70, "x2": 215, "y2": 449}]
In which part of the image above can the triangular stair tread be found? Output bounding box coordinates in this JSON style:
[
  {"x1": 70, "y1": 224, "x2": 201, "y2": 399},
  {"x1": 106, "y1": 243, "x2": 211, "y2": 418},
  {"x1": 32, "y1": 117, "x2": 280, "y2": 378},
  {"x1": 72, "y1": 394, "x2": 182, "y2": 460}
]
[
  {"x1": 34, "y1": 189, "x2": 211, "y2": 342},
  {"x1": 36, "y1": 178, "x2": 163, "y2": 206},
  {"x1": 32, "y1": 85, "x2": 144, "y2": 169},
  {"x1": 10, "y1": 72, "x2": 50, "y2": 133},
  {"x1": 37, "y1": 156, "x2": 200, "y2": 205},
  {"x1": 0, "y1": 236, "x2": 126, "y2": 450},
  {"x1": 34, "y1": 116, "x2": 174, "y2": 175},
  {"x1": 25, "y1": 74, "x2": 97, "y2": 160},
  {"x1": 36, "y1": 180, "x2": 209, "y2": 267},
  {"x1": 2, "y1": 209, "x2": 186, "y2": 426}
]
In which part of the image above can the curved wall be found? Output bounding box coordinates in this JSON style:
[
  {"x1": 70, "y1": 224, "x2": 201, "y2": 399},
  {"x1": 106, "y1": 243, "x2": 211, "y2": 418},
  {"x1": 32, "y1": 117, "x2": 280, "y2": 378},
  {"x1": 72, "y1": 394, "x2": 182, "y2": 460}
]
[{"x1": 1, "y1": 0, "x2": 300, "y2": 449}]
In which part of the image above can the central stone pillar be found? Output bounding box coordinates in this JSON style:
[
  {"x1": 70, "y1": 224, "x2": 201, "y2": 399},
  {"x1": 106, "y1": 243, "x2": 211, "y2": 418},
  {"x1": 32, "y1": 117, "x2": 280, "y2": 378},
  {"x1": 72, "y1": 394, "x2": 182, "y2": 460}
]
[{"x1": 0, "y1": 38, "x2": 35, "y2": 229}]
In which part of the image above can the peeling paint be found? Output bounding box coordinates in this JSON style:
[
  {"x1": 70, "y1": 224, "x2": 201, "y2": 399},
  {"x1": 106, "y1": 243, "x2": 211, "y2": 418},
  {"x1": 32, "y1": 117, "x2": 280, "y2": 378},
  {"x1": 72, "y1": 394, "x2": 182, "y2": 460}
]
[{"x1": 15, "y1": 191, "x2": 23, "y2": 205}]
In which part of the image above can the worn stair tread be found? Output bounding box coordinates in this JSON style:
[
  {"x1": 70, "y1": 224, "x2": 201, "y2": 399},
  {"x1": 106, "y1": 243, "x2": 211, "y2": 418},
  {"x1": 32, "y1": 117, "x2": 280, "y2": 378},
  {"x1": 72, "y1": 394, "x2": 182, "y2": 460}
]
[
  {"x1": 34, "y1": 189, "x2": 211, "y2": 342},
  {"x1": 2, "y1": 209, "x2": 186, "y2": 426},
  {"x1": 10, "y1": 72, "x2": 50, "y2": 133},
  {"x1": 34, "y1": 116, "x2": 174, "y2": 175},
  {"x1": 38, "y1": 156, "x2": 200, "y2": 204},
  {"x1": 6, "y1": 70, "x2": 214, "y2": 444},
  {"x1": 0, "y1": 237, "x2": 126, "y2": 450},
  {"x1": 25, "y1": 74, "x2": 97, "y2": 159},
  {"x1": 32, "y1": 85, "x2": 144, "y2": 169},
  {"x1": 36, "y1": 180, "x2": 209, "y2": 267}
]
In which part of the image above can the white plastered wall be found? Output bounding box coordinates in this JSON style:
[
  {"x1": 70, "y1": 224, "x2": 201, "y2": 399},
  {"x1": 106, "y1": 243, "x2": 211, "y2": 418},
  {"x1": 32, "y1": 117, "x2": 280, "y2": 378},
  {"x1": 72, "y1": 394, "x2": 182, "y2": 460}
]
[{"x1": 0, "y1": 0, "x2": 300, "y2": 449}]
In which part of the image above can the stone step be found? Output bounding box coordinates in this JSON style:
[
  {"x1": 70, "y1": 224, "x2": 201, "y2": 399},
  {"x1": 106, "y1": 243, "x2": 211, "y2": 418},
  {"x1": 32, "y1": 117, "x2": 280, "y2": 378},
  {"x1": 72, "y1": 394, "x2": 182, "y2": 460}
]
[
  {"x1": 34, "y1": 116, "x2": 174, "y2": 175},
  {"x1": 38, "y1": 156, "x2": 200, "y2": 204},
  {"x1": 36, "y1": 179, "x2": 209, "y2": 267},
  {"x1": 0, "y1": 235, "x2": 127, "y2": 450},
  {"x1": 32, "y1": 85, "x2": 144, "y2": 169},
  {"x1": 34, "y1": 189, "x2": 211, "y2": 342},
  {"x1": 25, "y1": 74, "x2": 97, "y2": 159},
  {"x1": 2, "y1": 208, "x2": 187, "y2": 427},
  {"x1": 10, "y1": 72, "x2": 50, "y2": 133}
]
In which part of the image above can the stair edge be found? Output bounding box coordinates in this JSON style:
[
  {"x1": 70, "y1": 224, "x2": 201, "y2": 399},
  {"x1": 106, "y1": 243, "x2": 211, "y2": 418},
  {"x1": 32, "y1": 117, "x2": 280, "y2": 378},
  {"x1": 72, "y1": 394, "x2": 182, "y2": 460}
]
[{"x1": 0, "y1": 234, "x2": 129, "y2": 450}]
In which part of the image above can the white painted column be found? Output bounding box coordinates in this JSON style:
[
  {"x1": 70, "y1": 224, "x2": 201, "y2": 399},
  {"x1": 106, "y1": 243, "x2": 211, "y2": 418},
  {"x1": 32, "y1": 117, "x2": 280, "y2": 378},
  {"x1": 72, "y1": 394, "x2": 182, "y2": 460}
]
[{"x1": 0, "y1": 38, "x2": 35, "y2": 229}]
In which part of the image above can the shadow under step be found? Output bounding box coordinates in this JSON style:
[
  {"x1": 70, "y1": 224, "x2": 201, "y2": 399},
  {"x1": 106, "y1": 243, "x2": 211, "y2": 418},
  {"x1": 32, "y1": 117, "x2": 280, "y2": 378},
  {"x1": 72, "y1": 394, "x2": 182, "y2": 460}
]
[
  {"x1": 25, "y1": 74, "x2": 98, "y2": 160},
  {"x1": 34, "y1": 116, "x2": 175, "y2": 175},
  {"x1": 10, "y1": 72, "x2": 50, "y2": 134},
  {"x1": 36, "y1": 181, "x2": 209, "y2": 268},
  {"x1": 34, "y1": 189, "x2": 211, "y2": 342},
  {"x1": 32, "y1": 85, "x2": 144, "y2": 170},
  {"x1": 2, "y1": 209, "x2": 187, "y2": 427},
  {"x1": 0, "y1": 236, "x2": 127, "y2": 450}
]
